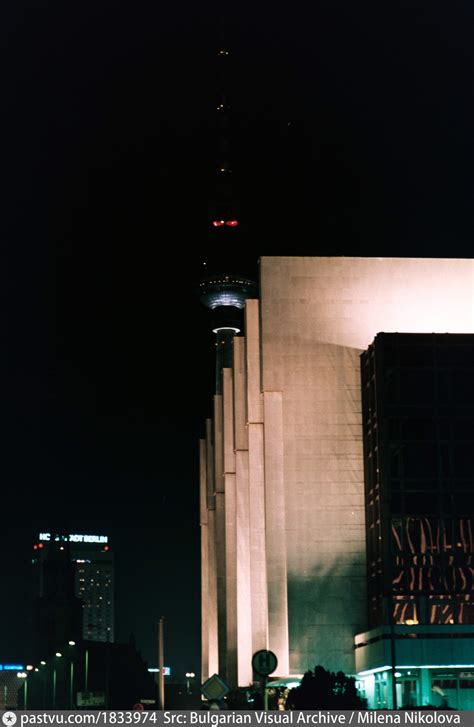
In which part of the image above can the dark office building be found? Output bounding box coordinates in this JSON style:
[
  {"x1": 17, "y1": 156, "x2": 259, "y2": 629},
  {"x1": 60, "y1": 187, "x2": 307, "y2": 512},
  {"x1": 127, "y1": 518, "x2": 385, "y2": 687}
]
[
  {"x1": 74, "y1": 543, "x2": 114, "y2": 643},
  {"x1": 357, "y1": 333, "x2": 474, "y2": 707},
  {"x1": 35, "y1": 538, "x2": 83, "y2": 659},
  {"x1": 33, "y1": 533, "x2": 114, "y2": 645}
]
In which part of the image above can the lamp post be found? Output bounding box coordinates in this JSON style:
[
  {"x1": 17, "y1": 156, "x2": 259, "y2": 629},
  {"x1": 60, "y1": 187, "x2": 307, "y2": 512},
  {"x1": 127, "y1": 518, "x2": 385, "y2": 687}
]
[
  {"x1": 53, "y1": 652, "x2": 62, "y2": 709},
  {"x1": 185, "y1": 673, "x2": 195, "y2": 694},
  {"x1": 158, "y1": 618, "x2": 165, "y2": 709},
  {"x1": 68, "y1": 641, "x2": 76, "y2": 709},
  {"x1": 84, "y1": 648, "x2": 89, "y2": 693},
  {"x1": 17, "y1": 672, "x2": 27, "y2": 709},
  {"x1": 40, "y1": 661, "x2": 46, "y2": 708}
]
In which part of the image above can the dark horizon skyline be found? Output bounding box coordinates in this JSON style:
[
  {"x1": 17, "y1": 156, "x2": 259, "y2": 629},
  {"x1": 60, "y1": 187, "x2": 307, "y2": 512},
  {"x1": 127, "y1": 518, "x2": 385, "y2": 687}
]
[{"x1": 2, "y1": 0, "x2": 474, "y2": 681}]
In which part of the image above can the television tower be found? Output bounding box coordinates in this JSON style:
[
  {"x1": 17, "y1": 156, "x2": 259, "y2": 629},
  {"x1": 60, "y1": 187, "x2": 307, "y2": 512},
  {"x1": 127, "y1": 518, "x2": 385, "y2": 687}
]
[{"x1": 199, "y1": 39, "x2": 257, "y2": 394}]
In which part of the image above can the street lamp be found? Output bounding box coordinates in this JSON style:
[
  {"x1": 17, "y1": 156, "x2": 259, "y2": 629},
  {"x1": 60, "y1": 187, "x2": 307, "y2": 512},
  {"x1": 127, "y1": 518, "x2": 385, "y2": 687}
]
[
  {"x1": 84, "y1": 648, "x2": 89, "y2": 693},
  {"x1": 39, "y1": 661, "x2": 47, "y2": 708},
  {"x1": 68, "y1": 640, "x2": 76, "y2": 708},
  {"x1": 53, "y1": 652, "x2": 63, "y2": 708},
  {"x1": 17, "y1": 672, "x2": 27, "y2": 709},
  {"x1": 185, "y1": 672, "x2": 195, "y2": 694}
]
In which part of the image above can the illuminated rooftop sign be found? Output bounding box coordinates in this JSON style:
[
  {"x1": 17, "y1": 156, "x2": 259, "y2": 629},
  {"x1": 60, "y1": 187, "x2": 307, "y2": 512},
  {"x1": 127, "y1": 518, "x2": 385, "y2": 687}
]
[
  {"x1": 1, "y1": 664, "x2": 25, "y2": 671},
  {"x1": 39, "y1": 533, "x2": 108, "y2": 544}
]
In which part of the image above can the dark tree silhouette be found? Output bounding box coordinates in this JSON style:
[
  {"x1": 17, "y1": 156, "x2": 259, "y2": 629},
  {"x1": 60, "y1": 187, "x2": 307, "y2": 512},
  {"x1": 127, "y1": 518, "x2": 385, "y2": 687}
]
[{"x1": 286, "y1": 665, "x2": 367, "y2": 710}]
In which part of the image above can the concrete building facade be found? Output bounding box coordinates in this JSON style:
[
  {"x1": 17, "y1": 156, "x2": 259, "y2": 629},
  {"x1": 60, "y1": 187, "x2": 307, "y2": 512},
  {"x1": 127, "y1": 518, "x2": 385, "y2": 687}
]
[{"x1": 200, "y1": 256, "x2": 474, "y2": 702}]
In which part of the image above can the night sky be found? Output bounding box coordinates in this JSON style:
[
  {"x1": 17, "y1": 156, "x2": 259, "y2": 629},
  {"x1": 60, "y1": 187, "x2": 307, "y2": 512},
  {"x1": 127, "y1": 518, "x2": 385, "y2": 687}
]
[{"x1": 1, "y1": 0, "x2": 474, "y2": 677}]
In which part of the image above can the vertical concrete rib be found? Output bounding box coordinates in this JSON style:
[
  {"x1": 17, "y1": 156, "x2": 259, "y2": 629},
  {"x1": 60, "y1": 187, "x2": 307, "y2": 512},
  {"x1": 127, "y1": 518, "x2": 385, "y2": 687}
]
[
  {"x1": 223, "y1": 368, "x2": 236, "y2": 475},
  {"x1": 233, "y1": 337, "x2": 252, "y2": 686},
  {"x1": 205, "y1": 419, "x2": 215, "y2": 510},
  {"x1": 214, "y1": 395, "x2": 224, "y2": 497},
  {"x1": 245, "y1": 300, "x2": 269, "y2": 653},
  {"x1": 235, "y1": 450, "x2": 252, "y2": 685},
  {"x1": 263, "y1": 391, "x2": 289, "y2": 675},
  {"x1": 233, "y1": 337, "x2": 248, "y2": 451},
  {"x1": 224, "y1": 471, "x2": 237, "y2": 685},
  {"x1": 246, "y1": 300, "x2": 263, "y2": 423},
  {"x1": 199, "y1": 438, "x2": 209, "y2": 682},
  {"x1": 213, "y1": 394, "x2": 226, "y2": 677},
  {"x1": 205, "y1": 418, "x2": 218, "y2": 675},
  {"x1": 223, "y1": 368, "x2": 237, "y2": 686}
]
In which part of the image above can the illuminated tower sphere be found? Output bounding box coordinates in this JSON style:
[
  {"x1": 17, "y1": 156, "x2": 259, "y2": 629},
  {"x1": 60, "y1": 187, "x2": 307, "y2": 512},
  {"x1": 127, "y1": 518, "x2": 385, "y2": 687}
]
[{"x1": 199, "y1": 272, "x2": 257, "y2": 393}]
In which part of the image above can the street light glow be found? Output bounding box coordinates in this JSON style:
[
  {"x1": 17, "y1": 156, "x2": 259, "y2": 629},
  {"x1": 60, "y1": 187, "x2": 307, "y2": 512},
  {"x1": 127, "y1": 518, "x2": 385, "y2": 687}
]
[{"x1": 55, "y1": 652, "x2": 62, "y2": 658}]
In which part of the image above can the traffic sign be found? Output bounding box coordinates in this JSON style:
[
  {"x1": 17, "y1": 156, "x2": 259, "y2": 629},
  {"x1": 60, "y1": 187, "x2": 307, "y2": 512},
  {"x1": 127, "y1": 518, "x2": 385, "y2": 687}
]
[
  {"x1": 77, "y1": 692, "x2": 106, "y2": 707},
  {"x1": 201, "y1": 673, "x2": 230, "y2": 701},
  {"x1": 252, "y1": 650, "x2": 278, "y2": 676}
]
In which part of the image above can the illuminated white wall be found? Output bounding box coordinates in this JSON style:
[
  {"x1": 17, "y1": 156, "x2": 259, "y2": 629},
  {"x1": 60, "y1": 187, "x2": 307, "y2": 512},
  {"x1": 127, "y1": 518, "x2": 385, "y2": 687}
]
[
  {"x1": 259, "y1": 256, "x2": 474, "y2": 675},
  {"x1": 201, "y1": 256, "x2": 474, "y2": 683}
]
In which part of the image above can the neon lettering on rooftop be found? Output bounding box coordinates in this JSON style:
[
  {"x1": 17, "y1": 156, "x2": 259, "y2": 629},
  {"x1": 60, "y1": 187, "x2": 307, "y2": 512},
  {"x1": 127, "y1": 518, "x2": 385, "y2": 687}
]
[{"x1": 39, "y1": 533, "x2": 108, "y2": 544}]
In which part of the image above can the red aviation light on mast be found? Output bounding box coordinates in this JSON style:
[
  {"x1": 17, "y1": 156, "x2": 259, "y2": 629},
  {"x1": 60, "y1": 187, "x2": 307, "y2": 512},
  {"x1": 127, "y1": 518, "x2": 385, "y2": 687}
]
[{"x1": 211, "y1": 220, "x2": 239, "y2": 227}]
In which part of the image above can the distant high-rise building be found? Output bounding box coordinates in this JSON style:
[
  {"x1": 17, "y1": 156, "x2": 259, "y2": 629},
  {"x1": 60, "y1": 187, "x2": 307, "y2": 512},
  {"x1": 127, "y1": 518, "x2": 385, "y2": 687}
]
[
  {"x1": 34, "y1": 535, "x2": 83, "y2": 659},
  {"x1": 33, "y1": 532, "x2": 114, "y2": 645}
]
